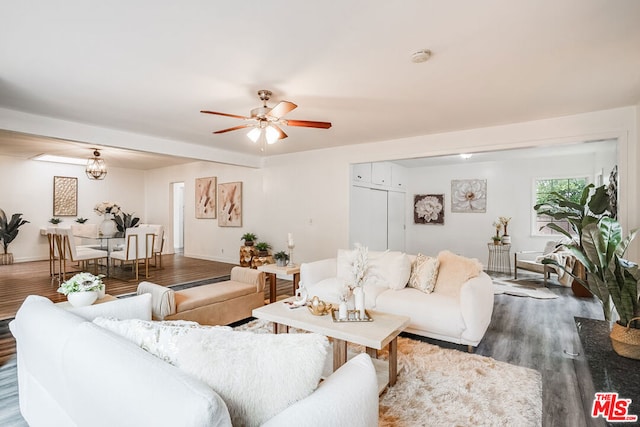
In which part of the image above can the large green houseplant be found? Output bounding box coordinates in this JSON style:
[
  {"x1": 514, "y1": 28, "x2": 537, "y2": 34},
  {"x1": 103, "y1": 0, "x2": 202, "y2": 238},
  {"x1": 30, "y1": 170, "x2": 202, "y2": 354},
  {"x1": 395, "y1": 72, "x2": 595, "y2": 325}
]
[
  {"x1": 537, "y1": 185, "x2": 640, "y2": 359},
  {"x1": 0, "y1": 208, "x2": 30, "y2": 265}
]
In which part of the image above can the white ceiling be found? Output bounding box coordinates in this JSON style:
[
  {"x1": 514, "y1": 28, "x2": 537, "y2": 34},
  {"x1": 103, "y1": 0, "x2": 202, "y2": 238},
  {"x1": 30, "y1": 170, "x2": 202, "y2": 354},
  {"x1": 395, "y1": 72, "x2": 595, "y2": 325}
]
[{"x1": 1, "y1": 0, "x2": 639, "y2": 162}]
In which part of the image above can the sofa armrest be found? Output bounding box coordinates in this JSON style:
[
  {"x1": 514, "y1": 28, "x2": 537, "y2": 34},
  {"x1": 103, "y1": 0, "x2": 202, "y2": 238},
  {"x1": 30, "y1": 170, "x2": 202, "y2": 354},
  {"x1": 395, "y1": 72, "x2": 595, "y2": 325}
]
[
  {"x1": 262, "y1": 353, "x2": 378, "y2": 427},
  {"x1": 137, "y1": 281, "x2": 176, "y2": 320},
  {"x1": 300, "y1": 258, "x2": 337, "y2": 288},
  {"x1": 459, "y1": 272, "x2": 494, "y2": 346},
  {"x1": 230, "y1": 266, "x2": 265, "y2": 293}
]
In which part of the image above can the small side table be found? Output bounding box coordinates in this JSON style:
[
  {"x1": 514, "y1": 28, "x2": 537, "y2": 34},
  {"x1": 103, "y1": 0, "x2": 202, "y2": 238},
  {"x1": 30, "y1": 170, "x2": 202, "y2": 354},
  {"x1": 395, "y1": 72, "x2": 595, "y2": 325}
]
[
  {"x1": 257, "y1": 264, "x2": 301, "y2": 303},
  {"x1": 239, "y1": 246, "x2": 257, "y2": 267},
  {"x1": 487, "y1": 243, "x2": 511, "y2": 274}
]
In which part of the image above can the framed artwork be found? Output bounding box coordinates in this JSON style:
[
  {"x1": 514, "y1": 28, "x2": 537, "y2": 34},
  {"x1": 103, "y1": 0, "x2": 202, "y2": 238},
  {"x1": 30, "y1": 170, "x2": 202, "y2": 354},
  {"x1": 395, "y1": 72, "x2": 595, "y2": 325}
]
[
  {"x1": 195, "y1": 176, "x2": 217, "y2": 219},
  {"x1": 53, "y1": 176, "x2": 78, "y2": 216},
  {"x1": 414, "y1": 194, "x2": 445, "y2": 224},
  {"x1": 451, "y1": 179, "x2": 487, "y2": 213},
  {"x1": 217, "y1": 181, "x2": 242, "y2": 227}
]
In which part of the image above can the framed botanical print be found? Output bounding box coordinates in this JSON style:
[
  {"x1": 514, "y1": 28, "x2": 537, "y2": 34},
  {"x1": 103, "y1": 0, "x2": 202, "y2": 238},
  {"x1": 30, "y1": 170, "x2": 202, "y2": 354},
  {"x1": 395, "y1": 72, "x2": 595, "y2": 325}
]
[
  {"x1": 414, "y1": 194, "x2": 445, "y2": 224},
  {"x1": 451, "y1": 179, "x2": 487, "y2": 213},
  {"x1": 53, "y1": 176, "x2": 78, "y2": 216},
  {"x1": 217, "y1": 181, "x2": 242, "y2": 227},
  {"x1": 195, "y1": 176, "x2": 217, "y2": 219}
]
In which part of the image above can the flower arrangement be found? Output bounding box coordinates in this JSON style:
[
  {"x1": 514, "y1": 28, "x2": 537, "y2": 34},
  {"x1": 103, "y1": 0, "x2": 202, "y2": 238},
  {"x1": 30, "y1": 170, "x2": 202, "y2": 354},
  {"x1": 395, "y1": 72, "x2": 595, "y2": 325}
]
[
  {"x1": 350, "y1": 244, "x2": 369, "y2": 287},
  {"x1": 94, "y1": 202, "x2": 121, "y2": 216},
  {"x1": 57, "y1": 272, "x2": 105, "y2": 295},
  {"x1": 498, "y1": 216, "x2": 512, "y2": 235},
  {"x1": 491, "y1": 220, "x2": 503, "y2": 241}
]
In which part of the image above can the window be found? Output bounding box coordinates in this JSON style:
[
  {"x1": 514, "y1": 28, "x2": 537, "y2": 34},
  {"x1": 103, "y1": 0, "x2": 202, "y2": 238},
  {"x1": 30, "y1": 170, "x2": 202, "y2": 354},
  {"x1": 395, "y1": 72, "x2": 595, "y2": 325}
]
[{"x1": 533, "y1": 177, "x2": 588, "y2": 235}]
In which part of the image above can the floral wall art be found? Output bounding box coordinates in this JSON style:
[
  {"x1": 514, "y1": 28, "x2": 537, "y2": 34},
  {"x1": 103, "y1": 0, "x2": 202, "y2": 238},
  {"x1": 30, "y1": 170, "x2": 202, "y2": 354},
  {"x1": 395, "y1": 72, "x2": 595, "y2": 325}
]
[
  {"x1": 451, "y1": 179, "x2": 487, "y2": 213},
  {"x1": 414, "y1": 194, "x2": 445, "y2": 224},
  {"x1": 195, "y1": 176, "x2": 217, "y2": 219},
  {"x1": 217, "y1": 181, "x2": 242, "y2": 227}
]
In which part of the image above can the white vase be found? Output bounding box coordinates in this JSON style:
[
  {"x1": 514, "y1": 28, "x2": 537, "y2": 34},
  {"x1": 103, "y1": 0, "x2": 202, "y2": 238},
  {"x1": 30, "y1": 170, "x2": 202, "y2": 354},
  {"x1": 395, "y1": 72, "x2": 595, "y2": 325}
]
[
  {"x1": 501, "y1": 235, "x2": 511, "y2": 244},
  {"x1": 99, "y1": 213, "x2": 117, "y2": 237},
  {"x1": 354, "y1": 287, "x2": 365, "y2": 318},
  {"x1": 67, "y1": 291, "x2": 98, "y2": 307}
]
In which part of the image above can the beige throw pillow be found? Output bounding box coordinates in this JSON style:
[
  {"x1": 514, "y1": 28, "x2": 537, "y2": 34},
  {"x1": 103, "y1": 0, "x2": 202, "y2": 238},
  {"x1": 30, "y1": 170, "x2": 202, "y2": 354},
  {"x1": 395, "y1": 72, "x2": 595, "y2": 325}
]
[
  {"x1": 408, "y1": 253, "x2": 439, "y2": 293},
  {"x1": 433, "y1": 250, "x2": 483, "y2": 298}
]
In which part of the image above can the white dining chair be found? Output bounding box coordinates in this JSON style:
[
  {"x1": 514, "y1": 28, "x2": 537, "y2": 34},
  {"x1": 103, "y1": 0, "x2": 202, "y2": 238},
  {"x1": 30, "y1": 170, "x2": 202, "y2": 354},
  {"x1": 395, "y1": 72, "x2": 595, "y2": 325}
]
[
  {"x1": 139, "y1": 224, "x2": 165, "y2": 268},
  {"x1": 55, "y1": 228, "x2": 109, "y2": 281},
  {"x1": 110, "y1": 226, "x2": 156, "y2": 280}
]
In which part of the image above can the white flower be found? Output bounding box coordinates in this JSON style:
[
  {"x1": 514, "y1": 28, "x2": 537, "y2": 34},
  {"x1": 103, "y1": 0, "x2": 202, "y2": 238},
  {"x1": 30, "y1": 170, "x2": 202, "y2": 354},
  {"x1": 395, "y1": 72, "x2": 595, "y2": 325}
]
[
  {"x1": 57, "y1": 272, "x2": 105, "y2": 295},
  {"x1": 452, "y1": 181, "x2": 486, "y2": 211},
  {"x1": 94, "y1": 202, "x2": 121, "y2": 216},
  {"x1": 350, "y1": 244, "x2": 369, "y2": 287},
  {"x1": 415, "y1": 196, "x2": 443, "y2": 222}
]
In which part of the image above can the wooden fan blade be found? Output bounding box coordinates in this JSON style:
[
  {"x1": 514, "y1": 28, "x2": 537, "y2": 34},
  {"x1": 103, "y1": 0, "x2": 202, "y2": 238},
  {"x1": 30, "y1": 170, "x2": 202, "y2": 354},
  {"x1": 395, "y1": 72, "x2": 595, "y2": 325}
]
[
  {"x1": 273, "y1": 125, "x2": 288, "y2": 140},
  {"x1": 266, "y1": 101, "x2": 297, "y2": 119},
  {"x1": 284, "y1": 119, "x2": 332, "y2": 129},
  {"x1": 200, "y1": 110, "x2": 250, "y2": 120},
  {"x1": 213, "y1": 124, "x2": 253, "y2": 134}
]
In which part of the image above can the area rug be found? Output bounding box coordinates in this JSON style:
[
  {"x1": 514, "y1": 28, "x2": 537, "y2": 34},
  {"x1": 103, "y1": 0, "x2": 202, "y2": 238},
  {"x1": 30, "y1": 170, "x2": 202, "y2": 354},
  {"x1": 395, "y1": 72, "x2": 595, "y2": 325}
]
[
  {"x1": 493, "y1": 279, "x2": 559, "y2": 299},
  {"x1": 237, "y1": 319, "x2": 542, "y2": 426}
]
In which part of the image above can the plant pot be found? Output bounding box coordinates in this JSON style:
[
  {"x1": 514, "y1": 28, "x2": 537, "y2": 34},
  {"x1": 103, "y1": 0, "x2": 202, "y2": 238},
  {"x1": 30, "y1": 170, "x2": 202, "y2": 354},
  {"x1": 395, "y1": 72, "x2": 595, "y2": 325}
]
[
  {"x1": 67, "y1": 291, "x2": 98, "y2": 307},
  {"x1": 244, "y1": 240, "x2": 254, "y2": 247},
  {"x1": 0, "y1": 253, "x2": 14, "y2": 265},
  {"x1": 258, "y1": 250, "x2": 269, "y2": 257},
  {"x1": 610, "y1": 318, "x2": 640, "y2": 360},
  {"x1": 501, "y1": 235, "x2": 511, "y2": 244},
  {"x1": 276, "y1": 258, "x2": 287, "y2": 267}
]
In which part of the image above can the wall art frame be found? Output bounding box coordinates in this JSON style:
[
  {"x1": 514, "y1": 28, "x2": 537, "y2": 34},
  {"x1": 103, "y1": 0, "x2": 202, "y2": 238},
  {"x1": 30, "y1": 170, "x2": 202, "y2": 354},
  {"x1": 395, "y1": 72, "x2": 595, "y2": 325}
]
[
  {"x1": 53, "y1": 176, "x2": 78, "y2": 216},
  {"x1": 451, "y1": 179, "x2": 487, "y2": 213},
  {"x1": 414, "y1": 194, "x2": 445, "y2": 224},
  {"x1": 217, "y1": 181, "x2": 242, "y2": 227},
  {"x1": 195, "y1": 176, "x2": 217, "y2": 219}
]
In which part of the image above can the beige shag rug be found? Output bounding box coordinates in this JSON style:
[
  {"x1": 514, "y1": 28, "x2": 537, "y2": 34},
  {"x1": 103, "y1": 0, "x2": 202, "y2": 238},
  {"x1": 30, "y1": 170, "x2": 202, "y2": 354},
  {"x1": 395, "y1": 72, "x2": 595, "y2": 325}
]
[{"x1": 237, "y1": 319, "x2": 542, "y2": 426}]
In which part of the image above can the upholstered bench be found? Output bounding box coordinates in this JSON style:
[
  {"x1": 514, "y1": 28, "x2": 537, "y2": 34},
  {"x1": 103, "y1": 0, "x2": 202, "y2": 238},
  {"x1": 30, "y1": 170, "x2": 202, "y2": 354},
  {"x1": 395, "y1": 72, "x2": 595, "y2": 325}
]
[{"x1": 137, "y1": 266, "x2": 265, "y2": 326}]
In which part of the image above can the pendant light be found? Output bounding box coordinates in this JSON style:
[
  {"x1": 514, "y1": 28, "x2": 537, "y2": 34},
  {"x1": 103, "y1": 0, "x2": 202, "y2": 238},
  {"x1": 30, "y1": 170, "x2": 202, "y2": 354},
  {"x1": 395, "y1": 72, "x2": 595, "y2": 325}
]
[{"x1": 86, "y1": 149, "x2": 107, "y2": 180}]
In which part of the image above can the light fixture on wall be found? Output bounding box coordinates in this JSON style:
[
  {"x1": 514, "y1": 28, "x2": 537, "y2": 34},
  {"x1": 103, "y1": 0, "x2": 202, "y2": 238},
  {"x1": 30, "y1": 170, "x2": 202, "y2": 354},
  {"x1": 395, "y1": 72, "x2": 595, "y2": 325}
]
[{"x1": 86, "y1": 149, "x2": 107, "y2": 180}]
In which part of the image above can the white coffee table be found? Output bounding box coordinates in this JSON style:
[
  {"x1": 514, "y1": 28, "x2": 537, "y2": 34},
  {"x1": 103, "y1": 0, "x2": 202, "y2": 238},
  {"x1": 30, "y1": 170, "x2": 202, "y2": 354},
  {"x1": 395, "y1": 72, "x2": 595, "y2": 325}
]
[{"x1": 252, "y1": 297, "x2": 410, "y2": 394}]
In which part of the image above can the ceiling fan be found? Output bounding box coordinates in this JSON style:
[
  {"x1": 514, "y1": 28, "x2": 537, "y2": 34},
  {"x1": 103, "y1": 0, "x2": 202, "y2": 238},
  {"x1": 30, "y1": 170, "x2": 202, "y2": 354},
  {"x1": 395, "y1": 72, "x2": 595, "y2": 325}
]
[{"x1": 200, "y1": 90, "x2": 332, "y2": 146}]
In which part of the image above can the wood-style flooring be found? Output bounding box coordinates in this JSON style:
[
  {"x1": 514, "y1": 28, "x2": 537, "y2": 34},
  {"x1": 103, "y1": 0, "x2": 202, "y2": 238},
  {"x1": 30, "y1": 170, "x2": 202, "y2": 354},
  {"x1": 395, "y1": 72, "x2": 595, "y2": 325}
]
[{"x1": 0, "y1": 258, "x2": 604, "y2": 426}]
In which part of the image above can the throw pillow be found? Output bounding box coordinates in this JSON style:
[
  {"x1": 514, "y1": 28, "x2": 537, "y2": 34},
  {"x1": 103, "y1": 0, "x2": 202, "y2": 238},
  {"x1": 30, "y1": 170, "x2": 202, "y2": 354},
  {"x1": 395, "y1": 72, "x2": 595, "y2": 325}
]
[
  {"x1": 369, "y1": 251, "x2": 411, "y2": 290},
  {"x1": 93, "y1": 318, "x2": 329, "y2": 427},
  {"x1": 433, "y1": 250, "x2": 483, "y2": 298},
  {"x1": 408, "y1": 253, "x2": 439, "y2": 293}
]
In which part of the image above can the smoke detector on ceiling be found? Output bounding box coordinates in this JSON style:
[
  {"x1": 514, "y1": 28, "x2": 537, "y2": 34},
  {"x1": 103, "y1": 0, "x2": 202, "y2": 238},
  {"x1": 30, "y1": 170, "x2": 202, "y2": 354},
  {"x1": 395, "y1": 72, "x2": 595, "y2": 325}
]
[{"x1": 411, "y1": 49, "x2": 432, "y2": 63}]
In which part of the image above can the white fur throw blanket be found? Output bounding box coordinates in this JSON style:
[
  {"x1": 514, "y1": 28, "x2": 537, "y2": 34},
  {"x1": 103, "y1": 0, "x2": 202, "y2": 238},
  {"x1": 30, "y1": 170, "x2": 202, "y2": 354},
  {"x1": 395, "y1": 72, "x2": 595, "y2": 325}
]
[{"x1": 535, "y1": 250, "x2": 576, "y2": 286}]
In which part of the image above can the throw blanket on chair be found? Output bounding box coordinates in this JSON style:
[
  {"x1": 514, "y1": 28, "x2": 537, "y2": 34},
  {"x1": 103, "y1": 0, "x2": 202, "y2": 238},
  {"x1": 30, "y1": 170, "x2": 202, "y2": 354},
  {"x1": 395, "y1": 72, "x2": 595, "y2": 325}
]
[{"x1": 535, "y1": 250, "x2": 575, "y2": 287}]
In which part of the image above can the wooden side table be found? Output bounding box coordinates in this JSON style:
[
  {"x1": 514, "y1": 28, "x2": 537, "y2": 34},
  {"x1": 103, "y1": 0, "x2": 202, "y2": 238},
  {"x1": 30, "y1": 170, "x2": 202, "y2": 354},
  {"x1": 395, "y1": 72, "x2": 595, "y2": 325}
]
[
  {"x1": 239, "y1": 246, "x2": 257, "y2": 267},
  {"x1": 257, "y1": 264, "x2": 300, "y2": 303},
  {"x1": 487, "y1": 243, "x2": 511, "y2": 274}
]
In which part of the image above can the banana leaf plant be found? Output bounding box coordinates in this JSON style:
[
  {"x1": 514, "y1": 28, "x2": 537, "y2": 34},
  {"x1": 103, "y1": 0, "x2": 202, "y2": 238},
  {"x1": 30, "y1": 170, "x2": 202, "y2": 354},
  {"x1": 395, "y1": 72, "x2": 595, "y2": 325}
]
[
  {"x1": 114, "y1": 212, "x2": 140, "y2": 232},
  {"x1": 0, "y1": 208, "x2": 30, "y2": 254}
]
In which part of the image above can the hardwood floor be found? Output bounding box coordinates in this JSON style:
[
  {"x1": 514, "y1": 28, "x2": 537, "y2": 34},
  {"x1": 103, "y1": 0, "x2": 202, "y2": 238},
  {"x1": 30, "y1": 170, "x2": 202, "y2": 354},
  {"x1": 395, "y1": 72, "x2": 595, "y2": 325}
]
[{"x1": 0, "y1": 261, "x2": 604, "y2": 426}]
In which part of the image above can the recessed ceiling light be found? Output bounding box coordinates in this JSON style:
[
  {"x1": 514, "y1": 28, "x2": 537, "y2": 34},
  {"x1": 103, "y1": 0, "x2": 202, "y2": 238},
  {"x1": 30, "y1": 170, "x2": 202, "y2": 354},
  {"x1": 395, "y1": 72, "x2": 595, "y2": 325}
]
[
  {"x1": 411, "y1": 49, "x2": 432, "y2": 63},
  {"x1": 460, "y1": 153, "x2": 473, "y2": 159},
  {"x1": 31, "y1": 154, "x2": 87, "y2": 165}
]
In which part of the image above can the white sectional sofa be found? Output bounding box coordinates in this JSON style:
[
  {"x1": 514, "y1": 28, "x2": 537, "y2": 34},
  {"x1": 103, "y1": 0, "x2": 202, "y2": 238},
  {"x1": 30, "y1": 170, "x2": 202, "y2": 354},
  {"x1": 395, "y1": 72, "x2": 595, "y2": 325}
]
[
  {"x1": 300, "y1": 249, "x2": 494, "y2": 348},
  {"x1": 10, "y1": 294, "x2": 379, "y2": 427}
]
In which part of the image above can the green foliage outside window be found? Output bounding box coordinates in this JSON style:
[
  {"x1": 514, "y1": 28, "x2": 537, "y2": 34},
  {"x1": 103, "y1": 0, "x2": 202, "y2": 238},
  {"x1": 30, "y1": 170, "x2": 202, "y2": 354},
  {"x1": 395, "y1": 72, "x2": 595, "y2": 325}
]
[{"x1": 534, "y1": 177, "x2": 588, "y2": 235}]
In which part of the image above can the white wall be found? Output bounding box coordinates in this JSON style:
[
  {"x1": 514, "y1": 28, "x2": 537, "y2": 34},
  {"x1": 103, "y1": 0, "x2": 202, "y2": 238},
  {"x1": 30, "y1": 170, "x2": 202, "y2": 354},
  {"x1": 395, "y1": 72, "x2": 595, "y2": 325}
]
[
  {"x1": 0, "y1": 155, "x2": 145, "y2": 262},
  {"x1": 404, "y1": 150, "x2": 617, "y2": 264},
  {"x1": 144, "y1": 161, "x2": 264, "y2": 264}
]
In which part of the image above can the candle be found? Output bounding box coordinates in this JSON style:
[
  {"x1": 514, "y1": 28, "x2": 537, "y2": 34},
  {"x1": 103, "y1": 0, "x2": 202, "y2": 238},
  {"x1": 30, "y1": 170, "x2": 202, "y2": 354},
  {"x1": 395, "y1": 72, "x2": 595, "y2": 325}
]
[{"x1": 287, "y1": 233, "x2": 294, "y2": 247}]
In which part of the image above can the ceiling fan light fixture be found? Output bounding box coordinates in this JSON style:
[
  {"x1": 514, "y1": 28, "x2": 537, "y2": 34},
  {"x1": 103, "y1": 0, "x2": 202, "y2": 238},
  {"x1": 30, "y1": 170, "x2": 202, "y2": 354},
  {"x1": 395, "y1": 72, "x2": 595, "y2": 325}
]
[
  {"x1": 265, "y1": 126, "x2": 280, "y2": 144},
  {"x1": 247, "y1": 127, "x2": 261, "y2": 143},
  {"x1": 86, "y1": 149, "x2": 107, "y2": 180}
]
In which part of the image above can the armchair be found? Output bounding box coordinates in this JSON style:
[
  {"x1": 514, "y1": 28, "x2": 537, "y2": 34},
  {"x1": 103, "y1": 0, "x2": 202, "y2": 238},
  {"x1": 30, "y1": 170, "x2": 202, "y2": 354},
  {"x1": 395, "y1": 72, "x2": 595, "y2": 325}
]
[{"x1": 514, "y1": 240, "x2": 575, "y2": 286}]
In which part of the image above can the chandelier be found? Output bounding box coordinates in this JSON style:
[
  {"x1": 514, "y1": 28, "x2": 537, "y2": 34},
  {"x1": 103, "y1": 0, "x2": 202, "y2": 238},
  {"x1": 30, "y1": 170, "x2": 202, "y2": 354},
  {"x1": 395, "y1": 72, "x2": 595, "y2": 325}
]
[{"x1": 86, "y1": 149, "x2": 107, "y2": 180}]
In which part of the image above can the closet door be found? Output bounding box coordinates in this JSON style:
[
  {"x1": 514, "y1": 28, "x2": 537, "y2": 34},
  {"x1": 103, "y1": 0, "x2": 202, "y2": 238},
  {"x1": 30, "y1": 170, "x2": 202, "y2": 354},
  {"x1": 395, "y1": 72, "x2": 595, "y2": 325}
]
[
  {"x1": 350, "y1": 186, "x2": 388, "y2": 250},
  {"x1": 387, "y1": 191, "x2": 405, "y2": 251}
]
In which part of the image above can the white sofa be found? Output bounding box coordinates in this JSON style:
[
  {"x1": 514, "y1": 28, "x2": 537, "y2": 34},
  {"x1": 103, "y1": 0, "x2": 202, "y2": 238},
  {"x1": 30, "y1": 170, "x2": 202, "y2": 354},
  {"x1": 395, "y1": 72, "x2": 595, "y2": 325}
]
[
  {"x1": 300, "y1": 250, "x2": 494, "y2": 348},
  {"x1": 10, "y1": 295, "x2": 379, "y2": 427}
]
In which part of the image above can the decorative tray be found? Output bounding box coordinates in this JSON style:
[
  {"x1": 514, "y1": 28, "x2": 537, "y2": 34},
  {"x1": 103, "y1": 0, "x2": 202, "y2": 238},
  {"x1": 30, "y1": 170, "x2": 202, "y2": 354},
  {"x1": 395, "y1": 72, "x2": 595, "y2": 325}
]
[{"x1": 331, "y1": 308, "x2": 373, "y2": 322}]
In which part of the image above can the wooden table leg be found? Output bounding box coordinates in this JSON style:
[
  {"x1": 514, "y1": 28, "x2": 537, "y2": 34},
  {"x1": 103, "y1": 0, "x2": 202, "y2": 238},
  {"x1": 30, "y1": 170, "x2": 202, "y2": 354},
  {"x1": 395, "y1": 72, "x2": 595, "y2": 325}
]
[
  {"x1": 333, "y1": 339, "x2": 347, "y2": 371},
  {"x1": 268, "y1": 272, "x2": 277, "y2": 303},
  {"x1": 273, "y1": 323, "x2": 289, "y2": 334},
  {"x1": 366, "y1": 347, "x2": 378, "y2": 359},
  {"x1": 389, "y1": 337, "x2": 398, "y2": 386},
  {"x1": 293, "y1": 272, "x2": 300, "y2": 295}
]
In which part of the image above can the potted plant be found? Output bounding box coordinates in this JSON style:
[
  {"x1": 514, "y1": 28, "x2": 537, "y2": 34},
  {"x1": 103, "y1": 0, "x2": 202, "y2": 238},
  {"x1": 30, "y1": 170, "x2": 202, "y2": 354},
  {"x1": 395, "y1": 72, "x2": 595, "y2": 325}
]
[
  {"x1": 241, "y1": 233, "x2": 257, "y2": 246},
  {"x1": 114, "y1": 212, "x2": 140, "y2": 232},
  {"x1": 49, "y1": 217, "x2": 62, "y2": 225},
  {"x1": 57, "y1": 272, "x2": 105, "y2": 307},
  {"x1": 255, "y1": 242, "x2": 271, "y2": 257},
  {"x1": 491, "y1": 220, "x2": 502, "y2": 244},
  {"x1": 499, "y1": 216, "x2": 512, "y2": 244},
  {"x1": 273, "y1": 250, "x2": 289, "y2": 267},
  {"x1": 538, "y1": 185, "x2": 640, "y2": 359},
  {"x1": 75, "y1": 217, "x2": 89, "y2": 224},
  {"x1": 0, "y1": 209, "x2": 30, "y2": 265}
]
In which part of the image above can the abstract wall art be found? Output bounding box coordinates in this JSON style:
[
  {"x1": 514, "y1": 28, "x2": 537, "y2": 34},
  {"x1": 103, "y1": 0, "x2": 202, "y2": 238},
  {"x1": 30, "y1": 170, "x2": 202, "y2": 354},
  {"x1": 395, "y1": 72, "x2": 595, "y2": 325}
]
[
  {"x1": 53, "y1": 176, "x2": 78, "y2": 216},
  {"x1": 195, "y1": 176, "x2": 217, "y2": 219},
  {"x1": 217, "y1": 181, "x2": 242, "y2": 227}
]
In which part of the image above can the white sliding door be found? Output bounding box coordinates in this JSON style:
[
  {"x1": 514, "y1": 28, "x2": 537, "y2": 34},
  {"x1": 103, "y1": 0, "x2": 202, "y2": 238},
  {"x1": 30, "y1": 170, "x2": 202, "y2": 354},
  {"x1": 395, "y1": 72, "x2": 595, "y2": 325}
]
[{"x1": 387, "y1": 191, "x2": 405, "y2": 251}]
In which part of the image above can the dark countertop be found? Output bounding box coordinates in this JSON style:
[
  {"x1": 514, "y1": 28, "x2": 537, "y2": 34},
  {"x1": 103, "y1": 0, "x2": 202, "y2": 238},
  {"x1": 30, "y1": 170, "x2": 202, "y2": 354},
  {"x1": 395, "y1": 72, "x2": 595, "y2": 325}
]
[{"x1": 575, "y1": 317, "x2": 640, "y2": 425}]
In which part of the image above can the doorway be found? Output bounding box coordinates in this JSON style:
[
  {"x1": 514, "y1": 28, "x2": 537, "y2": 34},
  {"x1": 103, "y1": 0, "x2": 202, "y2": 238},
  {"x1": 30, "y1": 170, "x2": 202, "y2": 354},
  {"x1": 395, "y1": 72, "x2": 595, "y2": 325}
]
[{"x1": 172, "y1": 182, "x2": 184, "y2": 253}]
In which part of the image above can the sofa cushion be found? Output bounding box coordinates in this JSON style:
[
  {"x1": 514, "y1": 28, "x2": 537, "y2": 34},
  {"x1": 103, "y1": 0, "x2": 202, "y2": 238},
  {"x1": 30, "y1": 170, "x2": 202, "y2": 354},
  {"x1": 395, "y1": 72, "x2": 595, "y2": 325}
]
[
  {"x1": 69, "y1": 293, "x2": 152, "y2": 321},
  {"x1": 408, "y1": 253, "x2": 439, "y2": 293},
  {"x1": 369, "y1": 251, "x2": 411, "y2": 290},
  {"x1": 433, "y1": 250, "x2": 483, "y2": 298},
  {"x1": 94, "y1": 318, "x2": 329, "y2": 427},
  {"x1": 175, "y1": 281, "x2": 257, "y2": 312}
]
